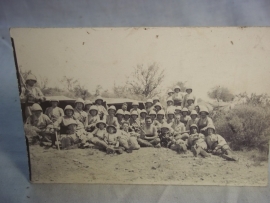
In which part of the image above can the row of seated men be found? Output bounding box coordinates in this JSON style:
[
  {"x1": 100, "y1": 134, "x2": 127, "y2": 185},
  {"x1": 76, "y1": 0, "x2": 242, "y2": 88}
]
[{"x1": 24, "y1": 98, "x2": 238, "y2": 161}]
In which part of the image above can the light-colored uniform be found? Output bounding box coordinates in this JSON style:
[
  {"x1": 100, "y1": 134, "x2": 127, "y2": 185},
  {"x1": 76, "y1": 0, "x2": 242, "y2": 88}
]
[
  {"x1": 73, "y1": 108, "x2": 88, "y2": 127},
  {"x1": 106, "y1": 115, "x2": 120, "y2": 129},
  {"x1": 180, "y1": 115, "x2": 191, "y2": 127},
  {"x1": 45, "y1": 107, "x2": 64, "y2": 122},
  {"x1": 20, "y1": 85, "x2": 44, "y2": 103},
  {"x1": 182, "y1": 93, "x2": 196, "y2": 108},
  {"x1": 186, "y1": 118, "x2": 199, "y2": 132},
  {"x1": 130, "y1": 108, "x2": 141, "y2": 115}
]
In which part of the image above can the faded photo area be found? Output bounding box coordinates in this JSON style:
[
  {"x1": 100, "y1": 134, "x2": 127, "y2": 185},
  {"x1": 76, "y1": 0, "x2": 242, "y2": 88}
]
[{"x1": 10, "y1": 27, "x2": 270, "y2": 186}]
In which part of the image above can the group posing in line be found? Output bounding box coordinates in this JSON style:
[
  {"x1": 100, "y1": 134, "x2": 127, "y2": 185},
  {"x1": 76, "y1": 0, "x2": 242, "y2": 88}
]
[{"x1": 21, "y1": 74, "x2": 238, "y2": 161}]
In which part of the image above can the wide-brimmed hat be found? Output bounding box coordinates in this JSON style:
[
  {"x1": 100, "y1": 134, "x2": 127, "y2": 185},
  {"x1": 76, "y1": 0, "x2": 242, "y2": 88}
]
[
  {"x1": 161, "y1": 123, "x2": 171, "y2": 130},
  {"x1": 116, "y1": 109, "x2": 124, "y2": 115},
  {"x1": 190, "y1": 110, "x2": 198, "y2": 116},
  {"x1": 108, "y1": 105, "x2": 116, "y2": 112},
  {"x1": 64, "y1": 105, "x2": 74, "y2": 115},
  {"x1": 75, "y1": 98, "x2": 85, "y2": 106},
  {"x1": 145, "y1": 99, "x2": 153, "y2": 104},
  {"x1": 26, "y1": 74, "x2": 37, "y2": 83},
  {"x1": 85, "y1": 100, "x2": 93, "y2": 105},
  {"x1": 166, "y1": 97, "x2": 173, "y2": 103},
  {"x1": 190, "y1": 124, "x2": 198, "y2": 130},
  {"x1": 157, "y1": 109, "x2": 165, "y2": 116},
  {"x1": 96, "y1": 120, "x2": 107, "y2": 128},
  {"x1": 140, "y1": 109, "x2": 147, "y2": 115},
  {"x1": 124, "y1": 111, "x2": 130, "y2": 116},
  {"x1": 89, "y1": 105, "x2": 98, "y2": 113},
  {"x1": 181, "y1": 107, "x2": 189, "y2": 112},
  {"x1": 174, "y1": 85, "x2": 181, "y2": 91},
  {"x1": 106, "y1": 125, "x2": 117, "y2": 133},
  {"x1": 95, "y1": 96, "x2": 104, "y2": 102},
  {"x1": 152, "y1": 96, "x2": 160, "y2": 102},
  {"x1": 199, "y1": 106, "x2": 209, "y2": 115},
  {"x1": 149, "y1": 110, "x2": 157, "y2": 116},
  {"x1": 31, "y1": 103, "x2": 42, "y2": 111}
]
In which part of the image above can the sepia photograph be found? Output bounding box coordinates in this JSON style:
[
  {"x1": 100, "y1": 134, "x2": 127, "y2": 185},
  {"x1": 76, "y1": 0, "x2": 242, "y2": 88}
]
[{"x1": 10, "y1": 27, "x2": 270, "y2": 186}]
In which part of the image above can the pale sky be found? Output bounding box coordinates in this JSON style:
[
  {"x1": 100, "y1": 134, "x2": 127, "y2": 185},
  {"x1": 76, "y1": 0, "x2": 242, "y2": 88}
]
[{"x1": 10, "y1": 27, "x2": 270, "y2": 101}]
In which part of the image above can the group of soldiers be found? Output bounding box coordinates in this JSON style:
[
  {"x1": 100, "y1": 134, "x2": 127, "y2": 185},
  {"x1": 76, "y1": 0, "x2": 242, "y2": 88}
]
[{"x1": 21, "y1": 74, "x2": 238, "y2": 161}]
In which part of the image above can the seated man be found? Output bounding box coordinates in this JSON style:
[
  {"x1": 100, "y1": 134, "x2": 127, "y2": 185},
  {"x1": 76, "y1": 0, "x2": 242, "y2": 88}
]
[
  {"x1": 137, "y1": 116, "x2": 161, "y2": 148},
  {"x1": 171, "y1": 114, "x2": 189, "y2": 141},
  {"x1": 205, "y1": 125, "x2": 238, "y2": 161},
  {"x1": 118, "y1": 121, "x2": 140, "y2": 152},
  {"x1": 59, "y1": 119, "x2": 93, "y2": 149},
  {"x1": 188, "y1": 124, "x2": 209, "y2": 158},
  {"x1": 25, "y1": 103, "x2": 54, "y2": 147},
  {"x1": 106, "y1": 105, "x2": 120, "y2": 129},
  {"x1": 86, "y1": 105, "x2": 100, "y2": 132},
  {"x1": 104, "y1": 125, "x2": 123, "y2": 154},
  {"x1": 45, "y1": 99, "x2": 64, "y2": 123}
]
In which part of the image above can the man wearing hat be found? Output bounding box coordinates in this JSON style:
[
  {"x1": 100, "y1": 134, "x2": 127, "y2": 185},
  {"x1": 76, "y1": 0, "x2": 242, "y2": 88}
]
[
  {"x1": 205, "y1": 125, "x2": 238, "y2": 161},
  {"x1": 159, "y1": 123, "x2": 174, "y2": 147},
  {"x1": 152, "y1": 96, "x2": 160, "y2": 105},
  {"x1": 166, "y1": 109, "x2": 175, "y2": 126},
  {"x1": 197, "y1": 106, "x2": 214, "y2": 134},
  {"x1": 188, "y1": 124, "x2": 209, "y2": 157},
  {"x1": 182, "y1": 87, "x2": 196, "y2": 109},
  {"x1": 123, "y1": 111, "x2": 131, "y2": 123},
  {"x1": 104, "y1": 125, "x2": 123, "y2": 154},
  {"x1": 171, "y1": 114, "x2": 189, "y2": 141},
  {"x1": 86, "y1": 105, "x2": 100, "y2": 132},
  {"x1": 95, "y1": 96, "x2": 108, "y2": 120},
  {"x1": 154, "y1": 102, "x2": 163, "y2": 113},
  {"x1": 180, "y1": 107, "x2": 191, "y2": 127},
  {"x1": 90, "y1": 119, "x2": 108, "y2": 149},
  {"x1": 53, "y1": 105, "x2": 84, "y2": 136},
  {"x1": 118, "y1": 121, "x2": 140, "y2": 152},
  {"x1": 84, "y1": 100, "x2": 93, "y2": 112},
  {"x1": 167, "y1": 89, "x2": 174, "y2": 98},
  {"x1": 139, "y1": 109, "x2": 147, "y2": 129},
  {"x1": 165, "y1": 97, "x2": 175, "y2": 118},
  {"x1": 60, "y1": 119, "x2": 93, "y2": 149},
  {"x1": 137, "y1": 116, "x2": 161, "y2": 148},
  {"x1": 25, "y1": 103, "x2": 55, "y2": 147},
  {"x1": 20, "y1": 74, "x2": 46, "y2": 120},
  {"x1": 20, "y1": 74, "x2": 46, "y2": 104},
  {"x1": 155, "y1": 109, "x2": 166, "y2": 132},
  {"x1": 145, "y1": 99, "x2": 154, "y2": 115},
  {"x1": 129, "y1": 111, "x2": 141, "y2": 132},
  {"x1": 73, "y1": 98, "x2": 88, "y2": 128},
  {"x1": 172, "y1": 85, "x2": 183, "y2": 106},
  {"x1": 45, "y1": 99, "x2": 64, "y2": 122},
  {"x1": 121, "y1": 102, "x2": 128, "y2": 112},
  {"x1": 106, "y1": 105, "x2": 120, "y2": 129},
  {"x1": 130, "y1": 101, "x2": 141, "y2": 115},
  {"x1": 116, "y1": 109, "x2": 125, "y2": 128},
  {"x1": 186, "y1": 110, "x2": 199, "y2": 132}
]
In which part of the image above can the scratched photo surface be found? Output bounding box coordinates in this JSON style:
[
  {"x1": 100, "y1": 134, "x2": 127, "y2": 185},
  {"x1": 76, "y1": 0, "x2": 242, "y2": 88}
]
[{"x1": 10, "y1": 28, "x2": 270, "y2": 185}]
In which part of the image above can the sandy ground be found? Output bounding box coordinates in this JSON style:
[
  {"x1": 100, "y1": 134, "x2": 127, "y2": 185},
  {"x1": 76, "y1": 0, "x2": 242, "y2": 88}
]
[{"x1": 29, "y1": 145, "x2": 268, "y2": 186}]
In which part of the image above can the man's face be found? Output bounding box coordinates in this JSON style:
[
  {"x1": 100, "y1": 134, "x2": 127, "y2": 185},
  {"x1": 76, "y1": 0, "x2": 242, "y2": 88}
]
[
  {"x1": 167, "y1": 101, "x2": 173, "y2": 106},
  {"x1": 124, "y1": 115, "x2": 130, "y2": 120},
  {"x1": 27, "y1": 80, "x2": 36, "y2": 87},
  {"x1": 146, "y1": 103, "x2": 152, "y2": 108},
  {"x1": 168, "y1": 93, "x2": 173, "y2": 97},
  {"x1": 200, "y1": 112, "x2": 207, "y2": 118},
  {"x1": 153, "y1": 100, "x2": 158, "y2": 105},
  {"x1": 90, "y1": 110, "x2": 97, "y2": 116},
  {"x1": 76, "y1": 103, "x2": 83, "y2": 110},
  {"x1": 108, "y1": 127, "x2": 114, "y2": 134},
  {"x1": 51, "y1": 101, "x2": 58, "y2": 107},
  {"x1": 99, "y1": 123, "x2": 105, "y2": 130},
  {"x1": 122, "y1": 123, "x2": 129, "y2": 131},
  {"x1": 140, "y1": 113, "x2": 146, "y2": 118},
  {"x1": 150, "y1": 115, "x2": 156, "y2": 120},
  {"x1": 186, "y1": 89, "x2": 192, "y2": 94},
  {"x1": 161, "y1": 128, "x2": 169, "y2": 134},
  {"x1": 157, "y1": 114, "x2": 163, "y2": 120},
  {"x1": 145, "y1": 118, "x2": 152, "y2": 125},
  {"x1": 191, "y1": 114, "x2": 197, "y2": 120},
  {"x1": 187, "y1": 100, "x2": 193, "y2": 105},
  {"x1": 108, "y1": 109, "x2": 115, "y2": 116},
  {"x1": 175, "y1": 89, "x2": 180, "y2": 93},
  {"x1": 96, "y1": 100, "x2": 102, "y2": 105},
  {"x1": 207, "y1": 128, "x2": 214, "y2": 135},
  {"x1": 131, "y1": 115, "x2": 138, "y2": 120},
  {"x1": 132, "y1": 105, "x2": 138, "y2": 109},
  {"x1": 122, "y1": 105, "x2": 127, "y2": 111},
  {"x1": 33, "y1": 110, "x2": 42, "y2": 117},
  {"x1": 65, "y1": 109, "x2": 73, "y2": 117},
  {"x1": 85, "y1": 104, "x2": 91, "y2": 110},
  {"x1": 191, "y1": 127, "x2": 197, "y2": 134},
  {"x1": 182, "y1": 111, "x2": 188, "y2": 116},
  {"x1": 117, "y1": 114, "x2": 123, "y2": 120},
  {"x1": 168, "y1": 114, "x2": 174, "y2": 119},
  {"x1": 155, "y1": 106, "x2": 161, "y2": 112}
]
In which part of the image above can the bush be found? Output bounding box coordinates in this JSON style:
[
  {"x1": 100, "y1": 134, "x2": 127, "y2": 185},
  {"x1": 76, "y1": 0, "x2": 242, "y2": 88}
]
[{"x1": 213, "y1": 104, "x2": 270, "y2": 153}]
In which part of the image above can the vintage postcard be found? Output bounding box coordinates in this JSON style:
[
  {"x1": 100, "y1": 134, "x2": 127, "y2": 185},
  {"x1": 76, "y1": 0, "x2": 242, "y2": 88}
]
[{"x1": 10, "y1": 27, "x2": 270, "y2": 185}]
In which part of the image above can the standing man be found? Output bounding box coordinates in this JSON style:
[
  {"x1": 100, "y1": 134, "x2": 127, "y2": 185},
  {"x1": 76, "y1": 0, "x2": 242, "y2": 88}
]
[
  {"x1": 95, "y1": 96, "x2": 108, "y2": 120},
  {"x1": 137, "y1": 116, "x2": 161, "y2": 148},
  {"x1": 172, "y1": 85, "x2": 183, "y2": 106},
  {"x1": 145, "y1": 99, "x2": 154, "y2": 115},
  {"x1": 20, "y1": 74, "x2": 46, "y2": 120},
  {"x1": 182, "y1": 87, "x2": 197, "y2": 108}
]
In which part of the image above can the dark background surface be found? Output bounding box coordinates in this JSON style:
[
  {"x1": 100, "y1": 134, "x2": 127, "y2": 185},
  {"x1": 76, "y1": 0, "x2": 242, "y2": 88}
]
[{"x1": 0, "y1": 0, "x2": 270, "y2": 202}]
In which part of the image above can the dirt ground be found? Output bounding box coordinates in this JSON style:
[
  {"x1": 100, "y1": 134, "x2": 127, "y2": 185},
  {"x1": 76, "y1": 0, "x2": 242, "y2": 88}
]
[{"x1": 29, "y1": 145, "x2": 268, "y2": 186}]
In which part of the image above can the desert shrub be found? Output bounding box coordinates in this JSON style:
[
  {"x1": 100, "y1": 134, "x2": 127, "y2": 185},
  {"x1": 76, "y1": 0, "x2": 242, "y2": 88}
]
[{"x1": 213, "y1": 104, "x2": 270, "y2": 153}]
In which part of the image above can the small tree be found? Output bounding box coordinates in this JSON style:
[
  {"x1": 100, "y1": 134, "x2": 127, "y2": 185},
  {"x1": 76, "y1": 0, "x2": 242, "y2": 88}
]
[
  {"x1": 208, "y1": 86, "x2": 234, "y2": 102},
  {"x1": 74, "y1": 84, "x2": 91, "y2": 100},
  {"x1": 60, "y1": 76, "x2": 78, "y2": 91},
  {"x1": 127, "y1": 63, "x2": 165, "y2": 98}
]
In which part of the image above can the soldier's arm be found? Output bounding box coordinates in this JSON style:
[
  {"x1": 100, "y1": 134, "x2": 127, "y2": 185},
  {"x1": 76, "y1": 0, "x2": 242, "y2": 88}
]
[
  {"x1": 59, "y1": 108, "x2": 64, "y2": 117},
  {"x1": 20, "y1": 87, "x2": 27, "y2": 102}
]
